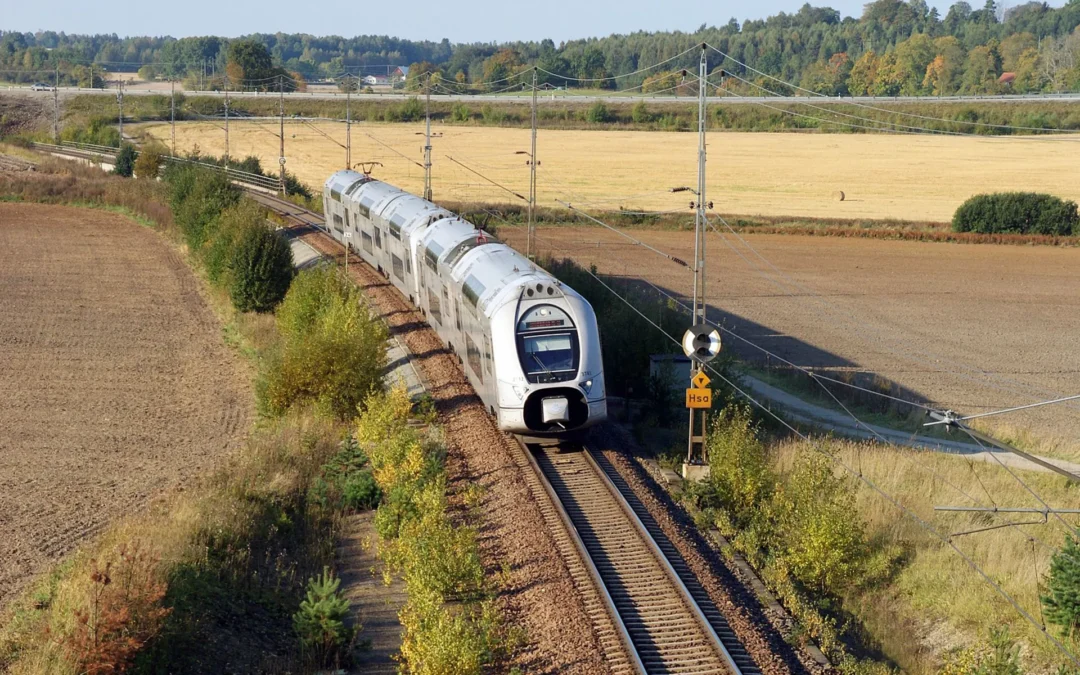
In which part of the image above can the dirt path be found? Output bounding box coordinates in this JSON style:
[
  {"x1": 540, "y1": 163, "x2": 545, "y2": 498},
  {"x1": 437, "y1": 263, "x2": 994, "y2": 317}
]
[{"x1": 0, "y1": 203, "x2": 251, "y2": 611}]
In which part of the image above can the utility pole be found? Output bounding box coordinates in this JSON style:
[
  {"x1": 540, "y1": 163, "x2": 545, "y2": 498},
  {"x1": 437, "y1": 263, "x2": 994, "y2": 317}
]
[
  {"x1": 89, "y1": 64, "x2": 93, "y2": 90},
  {"x1": 53, "y1": 65, "x2": 59, "y2": 142},
  {"x1": 279, "y1": 75, "x2": 287, "y2": 196},
  {"x1": 224, "y1": 76, "x2": 230, "y2": 171},
  {"x1": 170, "y1": 78, "x2": 176, "y2": 156},
  {"x1": 423, "y1": 74, "x2": 433, "y2": 201},
  {"x1": 345, "y1": 74, "x2": 352, "y2": 169},
  {"x1": 527, "y1": 67, "x2": 538, "y2": 260}
]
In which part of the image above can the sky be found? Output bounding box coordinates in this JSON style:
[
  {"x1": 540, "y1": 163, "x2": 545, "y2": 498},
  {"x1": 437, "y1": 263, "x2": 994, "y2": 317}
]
[{"x1": 5, "y1": 0, "x2": 1052, "y2": 44}]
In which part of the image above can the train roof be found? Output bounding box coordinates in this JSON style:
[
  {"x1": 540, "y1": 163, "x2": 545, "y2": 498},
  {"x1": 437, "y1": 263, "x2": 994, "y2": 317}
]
[{"x1": 325, "y1": 171, "x2": 578, "y2": 315}]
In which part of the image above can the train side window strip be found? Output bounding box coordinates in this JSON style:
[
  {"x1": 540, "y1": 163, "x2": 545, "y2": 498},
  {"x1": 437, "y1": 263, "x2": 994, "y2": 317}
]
[
  {"x1": 424, "y1": 241, "x2": 444, "y2": 271},
  {"x1": 462, "y1": 274, "x2": 486, "y2": 309}
]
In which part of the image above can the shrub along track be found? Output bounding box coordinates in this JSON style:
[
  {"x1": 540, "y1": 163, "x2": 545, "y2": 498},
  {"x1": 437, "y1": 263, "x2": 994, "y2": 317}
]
[
  {"x1": 272, "y1": 212, "x2": 608, "y2": 673},
  {"x1": 0, "y1": 202, "x2": 251, "y2": 612},
  {"x1": 267, "y1": 195, "x2": 817, "y2": 674}
]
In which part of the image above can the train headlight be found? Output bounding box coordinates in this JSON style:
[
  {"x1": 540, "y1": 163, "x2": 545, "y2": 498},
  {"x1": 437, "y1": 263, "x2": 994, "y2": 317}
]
[{"x1": 581, "y1": 379, "x2": 593, "y2": 395}]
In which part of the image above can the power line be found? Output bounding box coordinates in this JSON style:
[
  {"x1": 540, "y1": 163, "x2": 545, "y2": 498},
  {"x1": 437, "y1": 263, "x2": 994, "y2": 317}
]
[{"x1": 705, "y1": 42, "x2": 1080, "y2": 136}]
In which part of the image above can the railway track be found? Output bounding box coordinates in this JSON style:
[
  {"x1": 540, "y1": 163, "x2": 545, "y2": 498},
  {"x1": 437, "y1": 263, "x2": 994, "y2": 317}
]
[
  {"x1": 527, "y1": 442, "x2": 758, "y2": 675},
  {"x1": 248, "y1": 188, "x2": 758, "y2": 675}
]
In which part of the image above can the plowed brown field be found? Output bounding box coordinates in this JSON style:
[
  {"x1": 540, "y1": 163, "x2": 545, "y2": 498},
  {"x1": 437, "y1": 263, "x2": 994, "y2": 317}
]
[
  {"x1": 504, "y1": 225, "x2": 1080, "y2": 449},
  {"x1": 0, "y1": 203, "x2": 250, "y2": 610}
]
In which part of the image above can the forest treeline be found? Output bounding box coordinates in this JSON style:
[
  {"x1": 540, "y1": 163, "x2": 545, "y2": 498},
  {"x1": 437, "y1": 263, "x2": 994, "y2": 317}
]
[{"x1": 3, "y1": 0, "x2": 1080, "y2": 95}]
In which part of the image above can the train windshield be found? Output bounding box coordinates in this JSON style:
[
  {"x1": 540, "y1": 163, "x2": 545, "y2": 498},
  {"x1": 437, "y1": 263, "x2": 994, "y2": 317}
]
[{"x1": 522, "y1": 334, "x2": 575, "y2": 375}]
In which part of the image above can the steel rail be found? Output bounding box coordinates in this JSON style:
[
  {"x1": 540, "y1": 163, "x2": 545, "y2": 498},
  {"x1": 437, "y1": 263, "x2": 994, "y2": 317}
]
[{"x1": 531, "y1": 442, "x2": 752, "y2": 674}]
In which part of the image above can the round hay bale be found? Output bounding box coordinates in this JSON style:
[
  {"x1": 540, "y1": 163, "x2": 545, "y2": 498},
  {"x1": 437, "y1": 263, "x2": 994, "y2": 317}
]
[{"x1": 833, "y1": 190, "x2": 846, "y2": 202}]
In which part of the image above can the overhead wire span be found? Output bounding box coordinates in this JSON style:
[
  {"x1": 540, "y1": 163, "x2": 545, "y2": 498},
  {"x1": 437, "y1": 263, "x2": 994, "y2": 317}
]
[
  {"x1": 365, "y1": 133, "x2": 425, "y2": 169},
  {"x1": 705, "y1": 42, "x2": 1080, "y2": 136},
  {"x1": 535, "y1": 44, "x2": 701, "y2": 84},
  {"x1": 713, "y1": 71, "x2": 970, "y2": 137},
  {"x1": 927, "y1": 395, "x2": 1080, "y2": 424},
  {"x1": 444, "y1": 155, "x2": 529, "y2": 202},
  {"x1": 557, "y1": 201, "x2": 689, "y2": 268}
]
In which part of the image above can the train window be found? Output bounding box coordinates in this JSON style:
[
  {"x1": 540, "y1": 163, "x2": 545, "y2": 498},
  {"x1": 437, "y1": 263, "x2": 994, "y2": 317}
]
[
  {"x1": 424, "y1": 241, "x2": 444, "y2": 271},
  {"x1": 483, "y1": 335, "x2": 493, "y2": 375},
  {"x1": 344, "y1": 209, "x2": 350, "y2": 229},
  {"x1": 520, "y1": 334, "x2": 577, "y2": 378},
  {"x1": 357, "y1": 196, "x2": 375, "y2": 218},
  {"x1": 406, "y1": 256, "x2": 412, "y2": 275},
  {"x1": 428, "y1": 288, "x2": 442, "y2": 324},
  {"x1": 362, "y1": 231, "x2": 373, "y2": 254},
  {"x1": 392, "y1": 254, "x2": 404, "y2": 281},
  {"x1": 465, "y1": 334, "x2": 484, "y2": 383},
  {"x1": 388, "y1": 213, "x2": 406, "y2": 240},
  {"x1": 330, "y1": 188, "x2": 342, "y2": 202},
  {"x1": 374, "y1": 228, "x2": 382, "y2": 249},
  {"x1": 331, "y1": 213, "x2": 344, "y2": 233},
  {"x1": 462, "y1": 275, "x2": 486, "y2": 310}
]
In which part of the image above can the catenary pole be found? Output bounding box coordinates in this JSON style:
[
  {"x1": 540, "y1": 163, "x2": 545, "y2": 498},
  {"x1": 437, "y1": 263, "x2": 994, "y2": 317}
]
[
  {"x1": 279, "y1": 75, "x2": 286, "y2": 196},
  {"x1": 224, "y1": 76, "x2": 230, "y2": 171},
  {"x1": 53, "y1": 65, "x2": 59, "y2": 141},
  {"x1": 345, "y1": 75, "x2": 352, "y2": 169},
  {"x1": 170, "y1": 78, "x2": 176, "y2": 156},
  {"x1": 117, "y1": 78, "x2": 124, "y2": 141},
  {"x1": 687, "y1": 44, "x2": 709, "y2": 466},
  {"x1": 423, "y1": 74, "x2": 433, "y2": 201},
  {"x1": 528, "y1": 67, "x2": 538, "y2": 260}
]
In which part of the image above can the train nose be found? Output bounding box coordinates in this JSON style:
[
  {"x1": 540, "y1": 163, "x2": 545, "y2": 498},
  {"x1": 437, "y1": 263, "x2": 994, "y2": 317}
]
[{"x1": 541, "y1": 396, "x2": 570, "y2": 424}]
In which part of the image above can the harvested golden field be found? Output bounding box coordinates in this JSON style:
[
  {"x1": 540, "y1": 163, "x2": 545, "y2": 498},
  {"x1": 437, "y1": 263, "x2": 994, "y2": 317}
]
[
  {"x1": 0, "y1": 203, "x2": 250, "y2": 612},
  {"x1": 137, "y1": 120, "x2": 1080, "y2": 221},
  {"x1": 500, "y1": 225, "x2": 1080, "y2": 451}
]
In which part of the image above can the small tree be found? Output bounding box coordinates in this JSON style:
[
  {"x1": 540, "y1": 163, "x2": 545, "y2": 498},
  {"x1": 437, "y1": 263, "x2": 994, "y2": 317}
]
[
  {"x1": 133, "y1": 143, "x2": 165, "y2": 180},
  {"x1": 293, "y1": 568, "x2": 354, "y2": 667},
  {"x1": 113, "y1": 143, "x2": 137, "y2": 177},
  {"x1": 229, "y1": 224, "x2": 294, "y2": 312},
  {"x1": 1043, "y1": 534, "x2": 1080, "y2": 638}
]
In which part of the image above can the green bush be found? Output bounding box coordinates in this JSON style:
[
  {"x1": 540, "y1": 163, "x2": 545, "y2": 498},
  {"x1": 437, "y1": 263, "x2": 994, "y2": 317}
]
[
  {"x1": 1042, "y1": 534, "x2": 1080, "y2": 638},
  {"x1": 292, "y1": 567, "x2": 354, "y2": 667},
  {"x1": 702, "y1": 404, "x2": 774, "y2": 529},
  {"x1": 163, "y1": 164, "x2": 240, "y2": 252},
  {"x1": 133, "y1": 143, "x2": 165, "y2": 180},
  {"x1": 952, "y1": 192, "x2": 1079, "y2": 236},
  {"x1": 586, "y1": 101, "x2": 612, "y2": 124},
  {"x1": 202, "y1": 199, "x2": 266, "y2": 286},
  {"x1": 274, "y1": 266, "x2": 353, "y2": 339},
  {"x1": 260, "y1": 269, "x2": 387, "y2": 419},
  {"x1": 229, "y1": 223, "x2": 295, "y2": 313},
  {"x1": 113, "y1": 143, "x2": 137, "y2": 177},
  {"x1": 771, "y1": 451, "x2": 867, "y2": 593},
  {"x1": 631, "y1": 100, "x2": 653, "y2": 124},
  {"x1": 451, "y1": 103, "x2": 471, "y2": 122}
]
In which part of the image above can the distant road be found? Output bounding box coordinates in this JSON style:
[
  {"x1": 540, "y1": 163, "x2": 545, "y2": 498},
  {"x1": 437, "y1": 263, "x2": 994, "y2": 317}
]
[{"x1": 4, "y1": 84, "x2": 1080, "y2": 105}]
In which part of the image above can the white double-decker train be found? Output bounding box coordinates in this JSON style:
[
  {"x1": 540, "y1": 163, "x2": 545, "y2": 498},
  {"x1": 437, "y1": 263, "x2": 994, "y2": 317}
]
[{"x1": 323, "y1": 170, "x2": 607, "y2": 436}]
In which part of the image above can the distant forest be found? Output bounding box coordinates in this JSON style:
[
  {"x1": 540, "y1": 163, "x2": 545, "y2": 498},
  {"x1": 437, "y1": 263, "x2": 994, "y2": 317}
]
[{"x1": 3, "y1": 0, "x2": 1080, "y2": 95}]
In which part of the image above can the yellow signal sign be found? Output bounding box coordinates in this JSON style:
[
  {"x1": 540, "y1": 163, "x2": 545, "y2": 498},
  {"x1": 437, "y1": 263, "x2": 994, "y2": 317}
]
[
  {"x1": 691, "y1": 372, "x2": 711, "y2": 389},
  {"x1": 686, "y1": 388, "x2": 712, "y2": 409}
]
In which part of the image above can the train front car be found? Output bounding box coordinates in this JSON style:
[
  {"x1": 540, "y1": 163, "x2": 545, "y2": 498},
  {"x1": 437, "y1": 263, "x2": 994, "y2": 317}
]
[{"x1": 489, "y1": 279, "x2": 607, "y2": 437}]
